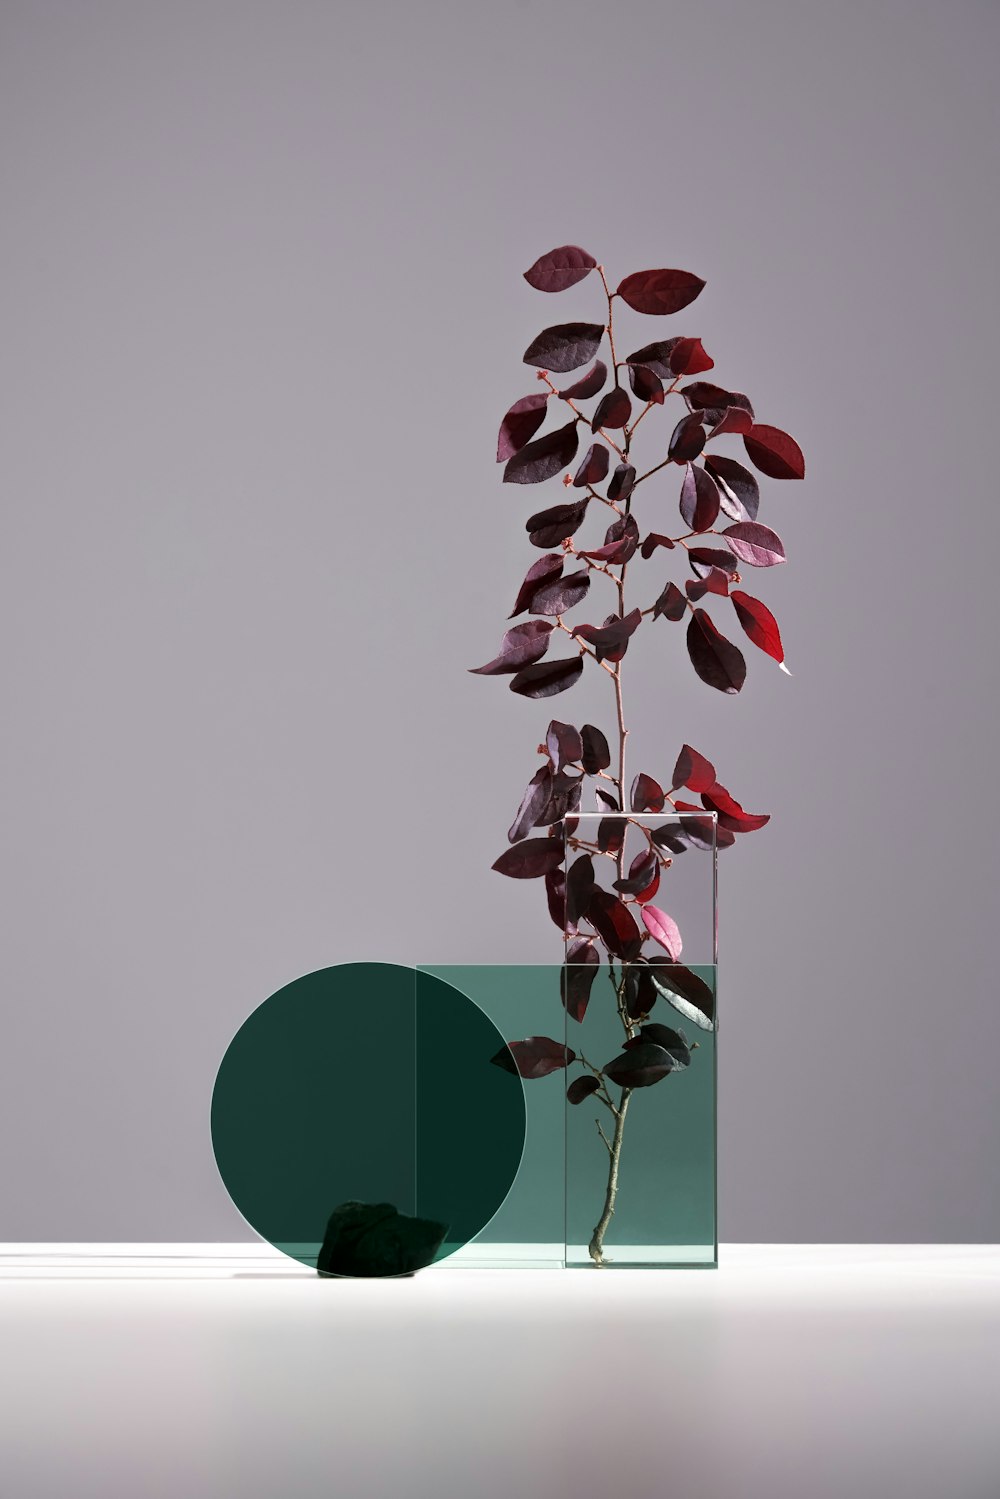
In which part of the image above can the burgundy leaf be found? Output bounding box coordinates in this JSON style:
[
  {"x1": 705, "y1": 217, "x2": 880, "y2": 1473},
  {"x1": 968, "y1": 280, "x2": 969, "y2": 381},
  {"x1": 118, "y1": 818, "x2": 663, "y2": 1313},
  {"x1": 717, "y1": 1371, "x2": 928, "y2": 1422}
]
[
  {"x1": 617, "y1": 268, "x2": 706, "y2": 316},
  {"x1": 686, "y1": 608, "x2": 747, "y2": 693},
  {"x1": 743, "y1": 423, "x2": 805, "y2": 480},
  {"x1": 641, "y1": 532, "x2": 675, "y2": 558},
  {"x1": 723, "y1": 522, "x2": 786, "y2": 568},
  {"x1": 597, "y1": 815, "x2": 625, "y2": 855},
  {"x1": 588, "y1": 888, "x2": 643, "y2": 959},
  {"x1": 673, "y1": 801, "x2": 733, "y2": 850},
  {"x1": 592, "y1": 386, "x2": 632, "y2": 432},
  {"x1": 613, "y1": 849, "x2": 658, "y2": 896},
  {"x1": 579, "y1": 514, "x2": 639, "y2": 564},
  {"x1": 652, "y1": 581, "x2": 687, "y2": 622},
  {"x1": 492, "y1": 1035, "x2": 576, "y2": 1079},
  {"x1": 595, "y1": 787, "x2": 620, "y2": 811},
  {"x1": 630, "y1": 772, "x2": 665, "y2": 814},
  {"x1": 626, "y1": 341, "x2": 676, "y2": 378},
  {"x1": 510, "y1": 656, "x2": 584, "y2": 699},
  {"x1": 668, "y1": 337, "x2": 714, "y2": 376},
  {"x1": 651, "y1": 819, "x2": 696, "y2": 854},
  {"x1": 504, "y1": 421, "x2": 580, "y2": 484},
  {"x1": 581, "y1": 723, "x2": 611, "y2": 774},
  {"x1": 545, "y1": 867, "x2": 566, "y2": 929},
  {"x1": 704, "y1": 455, "x2": 760, "y2": 522},
  {"x1": 731, "y1": 590, "x2": 786, "y2": 666},
  {"x1": 524, "y1": 245, "x2": 597, "y2": 293},
  {"x1": 701, "y1": 782, "x2": 770, "y2": 833},
  {"x1": 567, "y1": 1074, "x2": 601, "y2": 1104},
  {"x1": 689, "y1": 546, "x2": 739, "y2": 578},
  {"x1": 566, "y1": 855, "x2": 596, "y2": 927},
  {"x1": 526, "y1": 498, "x2": 589, "y2": 549},
  {"x1": 628, "y1": 363, "x2": 665, "y2": 404},
  {"x1": 668, "y1": 412, "x2": 706, "y2": 464},
  {"x1": 671, "y1": 744, "x2": 716, "y2": 793},
  {"x1": 491, "y1": 836, "x2": 565, "y2": 879},
  {"x1": 647, "y1": 964, "x2": 715, "y2": 1030},
  {"x1": 706, "y1": 406, "x2": 754, "y2": 439},
  {"x1": 510, "y1": 554, "x2": 564, "y2": 617},
  {"x1": 528, "y1": 569, "x2": 591, "y2": 616},
  {"x1": 684, "y1": 383, "x2": 755, "y2": 426},
  {"x1": 563, "y1": 938, "x2": 600, "y2": 1022},
  {"x1": 508, "y1": 768, "x2": 553, "y2": 843},
  {"x1": 470, "y1": 620, "x2": 554, "y2": 675},
  {"x1": 624, "y1": 960, "x2": 658, "y2": 1022},
  {"x1": 546, "y1": 719, "x2": 583, "y2": 771},
  {"x1": 634, "y1": 865, "x2": 660, "y2": 905},
  {"x1": 603, "y1": 1042, "x2": 674, "y2": 1088},
  {"x1": 686, "y1": 569, "x2": 730, "y2": 600},
  {"x1": 625, "y1": 1022, "x2": 691, "y2": 1067},
  {"x1": 559, "y1": 360, "x2": 608, "y2": 400},
  {"x1": 679, "y1": 464, "x2": 720, "y2": 532},
  {"x1": 539, "y1": 769, "x2": 583, "y2": 827},
  {"x1": 497, "y1": 393, "x2": 548, "y2": 463},
  {"x1": 641, "y1": 904, "x2": 683, "y2": 960},
  {"x1": 572, "y1": 443, "x2": 610, "y2": 489},
  {"x1": 607, "y1": 463, "x2": 636, "y2": 503},
  {"x1": 573, "y1": 607, "x2": 642, "y2": 661},
  {"x1": 523, "y1": 323, "x2": 605, "y2": 374}
]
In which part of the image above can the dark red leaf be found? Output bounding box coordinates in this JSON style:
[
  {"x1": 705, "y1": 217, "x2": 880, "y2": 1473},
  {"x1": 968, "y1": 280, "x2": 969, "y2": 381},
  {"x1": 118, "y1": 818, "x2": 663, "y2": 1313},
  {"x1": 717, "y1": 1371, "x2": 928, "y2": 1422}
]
[
  {"x1": 526, "y1": 498, "x2": 589, "y2": 548},
  {"x1": 603, "y1": 1042, "x2": 674, "y2": 1088},
  {"x1": 641, "y1": 532, "x2": 676, "y2": 559},
  {"x1": 493, "y1": 1035, "x2": 576, "y2": 1079},
  {"x1": 523, "y1": 323, "x2": 605, "y2": 374},
  {"x1": 686, "y1": 608, "x2": 747, "y2": 693},
  {"x1": 671, "y1": 744, "x2": 716, "y2": 793},
  {"x1": 630, "y1": 772, "x2": 665, "y2": 813},
  {"x1": 647, "y1": 964, "x2": 715, "y2": 1030},
  {"x1": 497, "y1": 393, "x2": 548, "y2": 463},
  {"x1": 559, "y1": 360, "x2": 608, "y2": 400},
  {"x1": 623, "y1": 960, "x2": 658, "y2": 1021},
  {"x1": 617, "y1": 268, "x2": 706, "y2": 316},
  {"x1": 723, "y1": 522, "x2": 786, "y2": 568},
  {"x1": 524, "y1": 245, "x2": 597, "y2": 293},
  {"x1": 595, "y1": 788, "x2": 620, "y2": 812},
  {"x1": 566, "y1": 855, "x2": 596, "y2": 927},
  {"x1": 731, "y1": 590, "x2": 786, "y2": 666},
  {"x1": 668, "y1": 412, "x2": 706, "y2": 464},
  {"x1": 704, "y1": 455, "x2": 760, "y2": 522},
  {"x1": 743, "y1": 423, "x2": 805, "y2": 480},
  {"x1": 689, "y1": 546, "x2": 739, "y2": 578},
  {"x1": 673, "y1": 801, "x2": 733, "y2": 850},
  {"x1": 641, "y1": 904, "x2": 683, "y2": 960},
  {"x1": 634, "y1": 865, "x2": 660, "y2": 905},
  {"x1": 581, "y1": 723, "x2": 611, "y2": 774},
  {"x1": 508, "y1": 768, "x2": 553, "y2": 843},
  {"x1": 572, "y1": 443, "x2": 610, "y2": 489},
  {"x1": 545, "y1": 867, "x2": 566, "y2": 929},
  {"x1": 538, "y1": 769, "x2": 582, "y2": 827},
  {"x1": 510, "y1": 554, "x2": 564, "y2": 617},
  {"x1": 679, "y1": 464, "x2": 720, "y2": 532},
  {"x1": 504, "y1": 421, "x2": 580, "y2": 484},
  {"x1": 597, "y1": 815, "x2": 625, "y2": 855},
  {"x1": 653, "y1": 581, "x2": 687, "y2": 622},
  {"x1": 588, "y1": 888, "x2": 643, "y2": 959},
  {"x1": 627, "y1": 364, "x2": 665, "y2": 404},
  {"x1": 701, "y1": 782, "x2": 770, "y2": 833},
  {"x1": 470, "y1": 620, "x2": 554, "y2": 675},
  {"x1": 491, "y1": 836, "x2": 565, "y2": 879},
  {"x1": 668, "y1": 338, "x2": 714, "y2": 376},
  {"x1": 684, "y1": 383, "x2": 755, "y2": 426},
  {"x1": 613, "y1": 849, "x2": 658, "y2": 895},
  {"x1": 686, "y1": 569, "x2": 730, "y2": 600},
  {"x1": 607, "y1": 463, "x2": 636, "y2": 503},
  {"x1": 625, "y1": 1022, "x2": 691, "y2": 1067},
  {"x1": 546, "y1": 719, "x2": 583, "y2": 771},
  {"x1": 579, "y1": 514, "x2": 639, "y2": 564},
  {"x1": 573, "y1": 607, "x2": 642, "y2": 662},
  {"x1": 592, "y1": 386, "x2": 632, "y2": 432},
  {"x1": 528, "y1": 569, "x2": 590, "y2": 616},
  {"x1": 510, "y1": 656, "x2": 584, "y2": 698},
  {"x1": 563, "y1": 938, "x2": 600, "y2": 1022},
  {"x1": 625, "y1": 340, "x2": 678, "y2": 378},
  {"x1": 706, "y1": 406, "x2": 753, "y2": 438},
  {"x1": 567, "y1": 1074, "x2": 601, "y2": 1104}
]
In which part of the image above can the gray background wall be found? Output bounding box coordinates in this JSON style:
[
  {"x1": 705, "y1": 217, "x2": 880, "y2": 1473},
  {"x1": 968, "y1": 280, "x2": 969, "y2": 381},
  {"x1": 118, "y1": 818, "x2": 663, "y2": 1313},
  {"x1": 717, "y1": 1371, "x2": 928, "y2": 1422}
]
[{"x1": 2, "y1": 0, "x2": 997, "y2": 1243}]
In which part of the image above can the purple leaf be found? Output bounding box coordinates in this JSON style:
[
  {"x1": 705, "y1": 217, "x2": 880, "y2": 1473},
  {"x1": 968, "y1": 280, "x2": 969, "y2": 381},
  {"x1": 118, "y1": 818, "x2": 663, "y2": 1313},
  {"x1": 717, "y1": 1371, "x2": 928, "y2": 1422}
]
[
  {"x1": 630, "y1": 771, "x2": 665, "y2": 813},
  {"x1": 668, "y1": 412, "x2": 706, "y2": 464},
  {"x1": 652, "y1": 581, "x2": 687, "y2": 622},
  {"x1": 546, "y1": 719, "x2": 583, "y2": 772},
  {"x1": 572, "y1": 444, "x2": 610, "y2": 489},
  {"x1": 673, "y1": 802, "x2": 732, "y2": 851},
  {"x1": 588, "y1": 888, "x2": 643, "y2": 959},
  {"x1": 492, "y1": 1035, "x2": 576, "y2": 1079},
  {"x1": 689, "y1": 546, "x2": 739, "y2": 578},
  {"x1": 686, "y1": 570, "x2": 730, "y2": 601},
  {"x1": 581, "y1": 723, "x2": 611, "y2": 774},
  {"x1": 492, "y1": 836, "x2": 564, "y2": 879},
  {"x1": 567, "y1": 1074, "x2": 601, "y2": 1104},
  {"x1": 624, "y1": 960, "x2": 659, "y2": 1021},
  {"x1": 545, "y1": 867, "x2": 566, "y2": 929},
  {"x1": 497, "y1": 393, "x2": 548, "y2": 463},
  {"x1": 510, "y1": 656, "x2": 584, "y2": 699},
  {"x1": 743, "y1": 423, "x2": 805, "y2": 480},
  {"x1": 526, "y1": 498, "x2": 589, "y2": 548},
  {"x1": 504, "y1": 421, "x2": 580, "y2": 485},
  {"x1": 579, "y1": 514, "x2": 639, "y2": 564},
  {"x1": 510, "y1": 554, "x2": 564, "y2": 617},
  {"x1": 528, "y1": 569, "x2": 590, "y2": 616},
  {"x1": 613, "y1": 849, "x2": 659, "y2": 896},
  {"x1": 573, "y1": 607, "x2": 642, "y2": 662},
  {"x1": 679, "y1": 463, "x2": 720, "y2": 533},
  {"x1": 603, "y1": 1042, "x2": 675, "y2": 1088},
  {"x1": 565, "y1": 856, "x2": 596, "y2": 927},
  {"x1": 592, "y1": 387, "x2": 631, "y2": 431},
  {"x1": 722, "y1": 522, "x2": 786, "y2": 568},
  {"x1": 627, "y1": 364, "x2": 665, "y2": 404},
  {"x1": 706, "y1": 406, "x2": 754, "y2": 438},
  {"x1": 625, "y1": 339, "x2": 681, "y2": 379},
  {"x1": 640, "y1": 904, "x2": 683, "y2": 960},
  {"x1": 641, "y1": 532, "x2": 675, "y2": 559},
  {"x1": 671, "y1": 744, "x2": 717, "y2": 793},
  {"x1": 538, "y1": 769, "x2": 583, "y2": 827},
  {"x1": 607, "y1": 463, "x2": 636, "y2": 503},
  {"x1": 646, "y1": 964, "x2": 715, "y2": 1031},
  {"x1": 703, "y1": 455, "x2": 759, "y2": 523},
  {"x1": 508, "y1": 768, "x2": 553, "y2": 843},
  {"x1": 524, "y1": 245, "x2": 597, "y2": 293},
  {"x1": 617, "y1": 268, "x2": 706, "y2": 316},
  {"x1": 686, "y1": 608, "x2": 747, "y2": 693},
  {"x1": 684, "y1": 383, "x2": 755, "y2": 427},
  {"x1": 563, "y1": 938, "x2": 600, "y2": 1022},
  {"x1": 523, "y1": 323, "x2": 605, "y2": 374},
  {"x1": 470, "y1": 620, "x2": 554, "y2": 675},
  {"x1": 560, "y1": 360, "x2": 608, "y2": 400},
  {"x1": 595, "y1": 788, "x2": 620, "y2": 811}
]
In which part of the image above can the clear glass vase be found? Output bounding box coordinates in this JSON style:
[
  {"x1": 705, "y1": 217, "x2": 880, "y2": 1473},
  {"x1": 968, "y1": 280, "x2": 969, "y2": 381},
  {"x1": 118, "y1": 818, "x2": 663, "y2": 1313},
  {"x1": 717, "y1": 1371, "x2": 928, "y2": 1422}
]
[{"x1": 562, "y1": 809, "x2": 717, "y2": 1269}]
